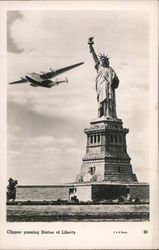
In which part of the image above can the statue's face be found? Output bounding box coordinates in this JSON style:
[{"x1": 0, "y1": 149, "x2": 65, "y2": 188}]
[{"x1": 100, "y1": 57, "x2": 109, "y2": 67}]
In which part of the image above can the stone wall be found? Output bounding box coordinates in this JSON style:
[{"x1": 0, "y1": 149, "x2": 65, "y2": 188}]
[
  {"x1": 16, "y1": 186, "x2": 71, "y2": 201},
  {"x1": 75, "y1": 185, "x2": 92, "y2": 202},
  {"x1": 92, "y1": 184, "x2": 129, "y2": 201},
  {"x1": 74, "y1": 183, "x2": 149, "y2": 202},
  {"x1": 16, "y1": 184, "x2": 149, "y2": 203},
  {"x1": 129, "y1": 184, "x2": 149, "y2": 202}
]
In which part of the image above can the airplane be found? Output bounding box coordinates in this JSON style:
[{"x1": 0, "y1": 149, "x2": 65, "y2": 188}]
[{"x1": 9, "y1": 62, "x2": 84, "y2": 88}]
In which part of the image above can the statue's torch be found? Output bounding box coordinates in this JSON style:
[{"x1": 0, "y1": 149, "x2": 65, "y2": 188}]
[{"x1": 88, "y1": 37, "x2": 94, "y2": 52}]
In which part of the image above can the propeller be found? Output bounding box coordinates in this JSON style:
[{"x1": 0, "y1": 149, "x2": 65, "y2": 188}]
[{"x1": 65, "y1": 77, "x2": 68, "y2": 84}]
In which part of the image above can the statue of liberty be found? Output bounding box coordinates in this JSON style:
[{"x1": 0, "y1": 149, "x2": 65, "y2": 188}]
[{"x1": 88, "y1": 37, "x2": 119, "y2": 118}]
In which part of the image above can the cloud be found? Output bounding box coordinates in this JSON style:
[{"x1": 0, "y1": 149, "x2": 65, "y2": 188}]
[
  {"x1": 8, "y1": 11, "x2": 79, "y2": 58},
  {"x1": 7, "y1": 11, "x2": 24, "y2": 53},
  {"x1": 35, "y1": 136, "x2": 55, "y2": 144}
]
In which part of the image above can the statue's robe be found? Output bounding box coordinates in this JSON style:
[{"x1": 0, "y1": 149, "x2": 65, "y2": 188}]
[{"x1": 95, "y1": 63, "x2": 119, "y2": 117}]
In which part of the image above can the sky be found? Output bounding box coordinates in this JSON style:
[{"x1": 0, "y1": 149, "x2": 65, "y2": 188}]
[{"x1": 7, "y1": 10, "x2": 149, "y2": 185}]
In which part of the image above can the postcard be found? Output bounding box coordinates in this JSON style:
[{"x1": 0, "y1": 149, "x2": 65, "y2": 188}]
[{"x1": 0, "y1": 0, "x2": 158, "y2": 249}]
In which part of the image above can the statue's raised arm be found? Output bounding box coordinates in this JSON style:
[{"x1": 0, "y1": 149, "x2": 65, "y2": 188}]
[{"x1": 88, "y1": 37, "x2": 99, "y2": 69}]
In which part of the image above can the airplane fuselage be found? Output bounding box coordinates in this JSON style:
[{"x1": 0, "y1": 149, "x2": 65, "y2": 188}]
[{"x1": 25, "y1": 75, "x2": 53, "y2": 88}]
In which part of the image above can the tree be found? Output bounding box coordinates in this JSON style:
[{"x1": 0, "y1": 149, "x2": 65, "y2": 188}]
[{"x1": 7, "y1": 178, "x2": 18, "y2": 202}]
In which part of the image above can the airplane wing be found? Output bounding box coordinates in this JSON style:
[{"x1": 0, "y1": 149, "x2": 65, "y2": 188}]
[
  {"x1": 9, "y1": 79, "x2": 27, "y2": 84},
  {"x1": 41, "y1": 62, "x2": 84, "y2": 79}
]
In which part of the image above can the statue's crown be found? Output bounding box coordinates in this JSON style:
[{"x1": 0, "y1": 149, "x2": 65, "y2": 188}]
[{"x1": 98, "y1": 53, "x2": 110, "y2": 61}]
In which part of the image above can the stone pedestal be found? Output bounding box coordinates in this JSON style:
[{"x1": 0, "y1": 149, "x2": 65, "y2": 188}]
[{"x1": 77, "y1": 116, "x2": 137, "y2": 183}]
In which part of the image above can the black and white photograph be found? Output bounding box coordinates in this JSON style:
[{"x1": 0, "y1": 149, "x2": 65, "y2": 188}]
[{"x1": 0, "y1": 1, "x2": 158, "y2": 249}]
